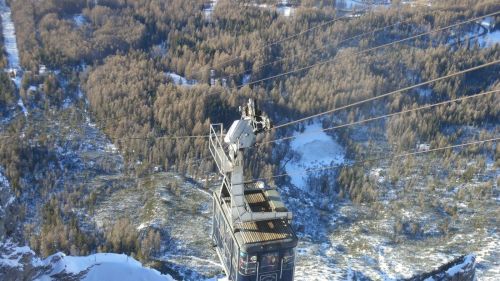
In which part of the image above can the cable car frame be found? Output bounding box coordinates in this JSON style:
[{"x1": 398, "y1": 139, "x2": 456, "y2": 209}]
[{"x1": 209, "y1": 100, "x2": 298, "y2": 281}]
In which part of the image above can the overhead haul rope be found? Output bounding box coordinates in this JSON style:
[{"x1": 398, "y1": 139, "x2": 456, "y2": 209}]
[
  {"x1": 271, "y1": 59, "x2": 500, "y2": 130},
  {"x1": 217, "y1": 9, "x2": 442, "y2": 83},
  {"x1": 86, "y1": 62, "x2": 500, "y2": 143},
  {"x1": 194, "y1": 2, "x2": 453, "y2": 79},
  {"x1": 5, "y1": 12, "x2": 495, "y2": 146},
  {"x1": 260, "y1": 89, "x2": 500, "y2": 145},
  {"x1": 190, "y1": 7, "x2": 370, "y2": 78},
  {"x1": 6, "y1": 65, "x2": 496, "y2": 145},
  {"x1": 78, "y1": 9, "x2": 494, "y2": 128},
  {"x1": 234, "y1": 11, "x2": 500, "y2": 94},
  {"x1": 201, "y1": 10, "x2": 500, "y2": 98},
  {"x1": 243, "y1": 137, "x2": 499, "y2": 184}
]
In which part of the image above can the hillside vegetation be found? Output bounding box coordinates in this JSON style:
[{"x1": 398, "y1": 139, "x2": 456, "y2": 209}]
[{"x1": 0, "y1": 0, "x2": 498, "y2": 276}]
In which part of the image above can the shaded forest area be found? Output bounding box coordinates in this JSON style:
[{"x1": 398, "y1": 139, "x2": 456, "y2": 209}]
[{"x1": 0, "y1": 0, "x2": 499, "y2": 266}]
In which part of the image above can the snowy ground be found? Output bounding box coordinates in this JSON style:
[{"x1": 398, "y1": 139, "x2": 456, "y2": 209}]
[
  {"x1": 0, "y1": 0, "x2": 20, "y2": 70},
  {"x1": 284, "y1": 121, "x2": 346, "y2": 190},
  {"x1": 277, "y1": 0, "x2": 295, "y2": 17},
  {"x1": 477, "y1": 30, "x2": 500, "y2": 48},
  {"x1": 166, "y1": 72, "x2": 198, "y2": 87},
  {"x1": 37, "y1": 253, "x2": 174, "y2": 281},
  {"x1": 0, "y1": 240, "x2": 175, "y2": 281},
  {"x1": 336, "y1": 0, "x2": 390, "y2": 11},
  {"x1": 72, "y1": 14, "x2": 87, "y2": 27},
  {"x1": 203, "y1": 0, "x2": 218, "y2": 19},
  {"x1": 0, "y1": 0, "x2": 28, "y2": 115}
]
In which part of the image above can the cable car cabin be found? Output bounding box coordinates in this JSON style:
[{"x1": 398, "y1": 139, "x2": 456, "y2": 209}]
[
  {"x1": 209, "y1": 100, "x2": 297, "y2": 281},
  {"x1": 212, "y1": 186, "x2": 298, "y2": 281}
]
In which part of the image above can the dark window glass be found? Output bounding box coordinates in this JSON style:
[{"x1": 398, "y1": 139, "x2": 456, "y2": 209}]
[{"x1": 260, "y1": 252, "x2": 279, "y2": 272}]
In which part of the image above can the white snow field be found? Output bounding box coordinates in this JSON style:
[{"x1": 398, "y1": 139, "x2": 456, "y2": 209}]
[
  {"x1": 285, "y1": 121, "x2": 346, "y2": 189},
  {"x1": 0, "y1": 240, "x2": 175, "y2": 281},
  {"x1": 277, "y1": 0, "x2": 295, "y2": 17},
  {"x1": 203, "y1": 0, "x2": 218, "y2": 19},
  {"x1": 0, "y1": 0, "x2": 28, "y2": 116},
  {"x1": 0, "y1": 0, "x2": 20, "y2": 70},
  {"x1": 37, "y1": 253, "x2": 174, "y2": 281},
  {"x1": 166, "y1": 72, "x2": 198, "y2": 87}
]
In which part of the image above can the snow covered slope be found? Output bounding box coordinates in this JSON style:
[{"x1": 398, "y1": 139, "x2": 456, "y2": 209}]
[
  {"x1": 0, "y1": 241, "x2": 175, "y2": 281},
  {"x1": 37, "y1": 253, "x2": 175, "y2": 281},
  {"x1": 284, "y1": 121, "x2": 345, "y2": 189}
]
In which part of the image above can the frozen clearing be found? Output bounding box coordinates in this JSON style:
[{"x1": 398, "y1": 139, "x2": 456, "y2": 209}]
[
  {"x1": 1, "y1": 0, "x2": 28, "y2": 116},
  {"x1": 72, "y1": 14, "x2": 86, "y2": 27},
  {"x1": 277, "y1": 0, "x2": 295, "y2": 17},
  {"x1": 203, "y1": 0, "x2": 218, "y2": 18},
  {"x1": 166, "y1": 72, "x2": 197, "y2": 87},
  {"x1": 285, "y1": 121, "x2": 345, "y2": 189},
  {"x1": 478, "y1": 30, "x2": 500, "y2": 48},
  {"x1": 0, "y1": 0, "x2": 20, "y2": 70}
]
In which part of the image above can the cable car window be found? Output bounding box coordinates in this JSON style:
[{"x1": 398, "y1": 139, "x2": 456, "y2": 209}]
[
  {"x1": 282, "y1": 249, "x2": 295, "y2": 269},
  {"x1": 239, "y1": 252, "x2": 257, "y2": 274},
  {"x1": 260, "y1": 252, "x2": 279, "y2": 272}
]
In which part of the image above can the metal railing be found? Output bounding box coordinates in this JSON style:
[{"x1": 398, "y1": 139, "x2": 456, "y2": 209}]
[{"x1": 209, "y1": 123, "x2": 232, "y2": 174}]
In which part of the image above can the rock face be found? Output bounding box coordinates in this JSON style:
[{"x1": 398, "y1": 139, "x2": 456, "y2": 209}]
[
  {"x1": 406, "y1": 255, "x2": 476, "y2": 281},
  {"x1": 0, "y1": 241, "x2": 48, "y2": 281}
]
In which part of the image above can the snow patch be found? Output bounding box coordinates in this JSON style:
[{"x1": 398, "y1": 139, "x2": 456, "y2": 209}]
[
  {"x1": 17, "y1": 98, "x2": 28, "y2": 117},
  {"x1": 105, "y1": 143, "x2": 118, "y2": 153},
  {"x1": 165, "y1": 72, "x2": 197, "y2": 87},
  {"x1": 285, "y1": 121, "x2": 345, "y2": 189},
  {"x1": 446, "y1": 255, "x2": 475, "y2": 276},
  {"x1": 478, "y1": 30, "x2": 500, "y2": 48},
  {"x1": 242, "y1": 74, "x2": 251, "y2": 85},
  {"x1": 0, "y1": 240, "x2": 40, "y2": 269},
  {"x1": 1, "y1": 0, "x2": 28, "y2": 116},
  {"x1": 203, "y1": 0, "x2": 218, "y2": 19},
  {"x1": 277, "y1": 0, "x2": 295, "y2": 17},
  {"x1": 72, "y1": 14, "x2": 86, "y2": 27},
  {"x1": 0, "y1": 0, "x2": 20, "y2": 70},
  {"x1": 35, "y1": 252, "x2": 175, "y2": 281},
  {"x1": 0, "y1": 168, "x2": 10, "y2": 190}
]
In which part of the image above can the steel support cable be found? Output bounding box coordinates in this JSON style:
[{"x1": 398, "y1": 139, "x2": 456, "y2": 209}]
[
  {"x1": 272, "y1": 59, "x2": 500, "y2": 130},
  {"x1": 5, "y1": 14, "x2": 495, "y2": 143},
  {"x1": 70, "y1": 10, "x2": 497, "y2": 129},
  {"x1": 217, "y1": 11, "x2": 435, "y2": 83},
  {"x1": 237, "y1": 11, "x2": 500, "y2": 92},
  {"x1": 191, "y1": 10, "x2": 500, "y2": 100},
  {"x1": 259, "y1": 89, "x2": 500, "y2": 145},
  {"x1": 242, "y1": 137, "x2": 499, "y2": 184},
  {"x1": 193, "y1": 7, "x2": 370, "y2": 76},
  {"x1": 4, "y1": 66, "x2": 498, "y2": 144},
  {"x1": 199, "y1": 1, "x2": 449, "y2": 78}
]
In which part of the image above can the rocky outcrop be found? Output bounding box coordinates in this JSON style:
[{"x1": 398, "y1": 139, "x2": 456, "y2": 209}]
[
  {"x1": 0, "y1": 241, "x2": 49, "y2": 281},
  {"x1": 406, "y1": 255, "x2": 476, "y2": 281}
]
